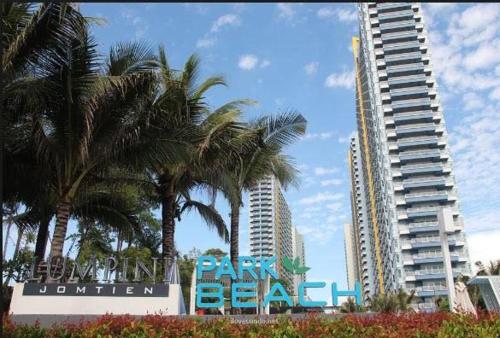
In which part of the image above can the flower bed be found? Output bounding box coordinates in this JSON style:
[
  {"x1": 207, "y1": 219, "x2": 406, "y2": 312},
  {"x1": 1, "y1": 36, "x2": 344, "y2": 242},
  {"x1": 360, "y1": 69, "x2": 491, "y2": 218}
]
[{"x1": 3, "y1": 312, "x2": 500, "y2": 338}]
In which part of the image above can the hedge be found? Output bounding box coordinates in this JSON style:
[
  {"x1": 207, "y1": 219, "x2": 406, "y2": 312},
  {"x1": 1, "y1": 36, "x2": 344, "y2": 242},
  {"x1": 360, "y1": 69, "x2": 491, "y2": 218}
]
[{"x1": 3, "y1": 312, "x2": 500, "y2": 338}]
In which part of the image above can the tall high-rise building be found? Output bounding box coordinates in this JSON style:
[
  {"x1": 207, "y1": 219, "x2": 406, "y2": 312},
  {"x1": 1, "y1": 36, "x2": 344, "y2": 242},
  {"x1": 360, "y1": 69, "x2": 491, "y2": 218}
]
[
  {"x1": 350, "y1": 2, "x2": 472, "y2": 310},
  {"x1": 292, "y1": 226, "x2": 307, "y2": 295},
  {"x1": 347, "y1": 133, "x2": 375, "y2": 303},
  {"x1": 249, "y1": 175, "x2": 294, "y2": 293}
]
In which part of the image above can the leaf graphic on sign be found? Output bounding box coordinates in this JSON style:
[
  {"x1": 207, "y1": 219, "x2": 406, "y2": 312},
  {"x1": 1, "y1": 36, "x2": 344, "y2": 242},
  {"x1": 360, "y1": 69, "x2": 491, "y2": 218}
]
[
  {"x1": 295, "y1": 266, "x2": 310, "y2": 274},
  {"x1": 283, "y1": 256, "x2": 294, "y2": 273}
]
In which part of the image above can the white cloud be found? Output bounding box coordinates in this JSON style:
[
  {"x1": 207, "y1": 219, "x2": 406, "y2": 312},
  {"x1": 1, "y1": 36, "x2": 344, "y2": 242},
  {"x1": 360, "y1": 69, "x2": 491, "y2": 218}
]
[
  {"x1": 317, "y1": 7, "x2": 335, "y2": 19},
  {"x1": 335, "y1": 8, "x2": 357, "y2": 22},
  {"x1": 196, "y1": 37, "x2": 217, "y2": 48},
  {"x1": 302, "y1": 131, "x2": 334, "y2": 140},
  {"x1": 489, "y1": 87, "x2": 500, "y2": 101},
  {"x1": 314, "y1": 167, "x2": 339, "y2": 176},
  {"x1": 211, "y1": 14, "x2": 240, "y2": 32},
  {"x1": 121, "y1": 10, "x2": 149, "y2": 38},
  {"x1": 467, "y1": 229, "x2": 500, "y2": 267},
  {"x1": 462, "y1": 92, "x2": 484, "y2": 111},
  {"x1": 324, "y1": 70, "x2": 354, "y2": 89},
  {"x1": 463, "y1": 40, "x2": 500, "y2": 71},
  {"x1": 238, "y1": 54, "x2": 259, "y2": 70},
  {"x1": 317, "y1": 7, "x2": 357, "y2": 22},
  {"x1": 299, "y1": 192, "x2": 343, "y2": 205},
  {"x1": 321, "y1": 179, "x2": 343, "y2": 187},
  {"x1": 277, "y1": 3, "x2": 295, "y2": 20},
  {"x1": 304, "y1": 61, "x2": 319, "y2": 75},
  {"x1": 260, "y1": 59, "x2": 271, "y2": 68}
]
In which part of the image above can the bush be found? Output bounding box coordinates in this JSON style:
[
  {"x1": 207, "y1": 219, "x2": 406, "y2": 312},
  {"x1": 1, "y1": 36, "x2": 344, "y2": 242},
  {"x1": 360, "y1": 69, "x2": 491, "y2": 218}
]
[{"x1": 2, "y1": 312, "x2": 500, "y2": 337}]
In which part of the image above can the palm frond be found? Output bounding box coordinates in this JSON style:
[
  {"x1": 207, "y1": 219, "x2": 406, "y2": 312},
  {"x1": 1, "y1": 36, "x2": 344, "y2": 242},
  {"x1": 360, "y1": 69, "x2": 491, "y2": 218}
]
[
  {"x1": 256, "y1": 110, "x2": 307, "y2": 148},
  {"x1": 106, "y1": 41, "x2": 157, "y2": 76},
  {"x1": 180, "y1": 200, "x2": 229, "y2": 243}
]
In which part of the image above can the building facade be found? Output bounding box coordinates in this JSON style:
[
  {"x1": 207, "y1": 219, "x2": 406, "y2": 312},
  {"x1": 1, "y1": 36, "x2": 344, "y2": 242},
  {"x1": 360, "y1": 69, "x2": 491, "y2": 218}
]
[
  {"x1": 249, "y1": 175, "x2": 295, "y2": 294},
  {"x1": 350, "y1": 2, "x2": 472, "y2": 310},
  {"x1": 292, "y1": 226, "x2": 307, "y2": 295},
  {"x1": 343, "y1": 223, "x2": 360, "y2": 291},
  {"x1": 347, "y1": 133, "x2": 375, "y2": 303}
]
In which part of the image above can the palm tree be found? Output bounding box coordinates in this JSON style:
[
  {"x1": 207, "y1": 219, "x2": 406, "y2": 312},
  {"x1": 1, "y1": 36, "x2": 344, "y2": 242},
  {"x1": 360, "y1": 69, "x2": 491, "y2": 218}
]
[
  {"x1": 340, "y1": 297, "x2": 365, "y2": 313},
  {"x1": 2, "y1": 3, "x2": 86, "y2": 255},
  {"x1": 218, "y1": 112, "x2": 306, "y2": 274},
  {"x1": 475, "y1": 260, "x2": 500, "y2": 276},
  {"x1": 369, "y1": 289, "x2": 415, "y2": 313},
  {"x1": 138, "y1": 47, "x2": 256, "y2": 262}
]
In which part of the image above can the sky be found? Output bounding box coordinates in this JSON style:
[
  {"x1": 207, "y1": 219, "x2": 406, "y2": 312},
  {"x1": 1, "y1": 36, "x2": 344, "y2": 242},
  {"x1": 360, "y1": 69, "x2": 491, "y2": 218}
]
[{"x1": 4, "y1": 3, "x2": 500, "y2": 305}]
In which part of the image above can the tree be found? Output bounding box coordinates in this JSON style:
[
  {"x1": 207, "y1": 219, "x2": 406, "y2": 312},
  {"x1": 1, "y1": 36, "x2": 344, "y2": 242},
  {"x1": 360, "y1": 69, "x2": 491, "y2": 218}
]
[
  {"x1": 219, "y1": 112, "x2": 307, "y2": 276},
  {"x1": 203, "y1": 248, "x2": 227, "y2": 259},
  {"x1": 475, "y1": 260, "x2": 500, "y2": 276},
  {"x1": 2, "y1": 3, "x2": 87, "y2": 262},
  {"x1": 140, "y1": 47, "x2": 255, "y2": 262},
  {"x1": 340, "y1": 297, "x2": 365, "y2": 313},
  {"x1": 369, "y1": 289, "x2": 415, "y2": 313}
]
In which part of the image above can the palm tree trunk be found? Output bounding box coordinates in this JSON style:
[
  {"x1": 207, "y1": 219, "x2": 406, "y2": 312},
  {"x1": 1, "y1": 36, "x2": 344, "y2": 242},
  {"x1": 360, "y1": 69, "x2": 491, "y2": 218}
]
[
  {"x1": 161, "y1": 192, "x2": 176, "y2": 263},
  {"x1": 230, "y1": 201, "x2": 240, "y2": 268},
  {"x1": 229, "y1": 201, "x2": 240, "y2": 315},
  {"x1": 50, "y1": 201, "x2": 71, "y2": 258},
  {"x1": 34, "y1": 216, "x2": 51, "y2": 264}
]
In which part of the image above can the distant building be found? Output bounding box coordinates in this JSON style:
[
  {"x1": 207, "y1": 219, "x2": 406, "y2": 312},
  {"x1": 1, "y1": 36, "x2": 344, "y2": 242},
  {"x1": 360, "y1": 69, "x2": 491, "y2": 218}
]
[
  {"x1": 249, "y1": 175, "x2": 294, "y2": 294},
  {"x1": 348, "y1": 2, "x2": 472, "y2": 310},
  {"x1": 292, "y1": 226, "x2": 307, "y2": 297},
  {"x1": 343, "y1": 223, "x2": 360, "y2": 291},
  {"x1": 348, "y1": 134, "x2": 375, "y2": 302}
]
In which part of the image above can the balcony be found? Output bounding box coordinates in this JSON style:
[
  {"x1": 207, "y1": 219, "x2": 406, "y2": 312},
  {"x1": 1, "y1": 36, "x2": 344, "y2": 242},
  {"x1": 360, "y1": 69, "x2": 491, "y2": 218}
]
[
  {"x1": 414, "y1": 286, "x2": 448, "y2": 297},
  {"x1": 379, "y1": 13, "x2": 416, "y2": 27},
  {"x1": 408, "y1": 221, "x2": 439, "y2": 233},
  {"x1": 405, "y1": 191, "x2": 449, "y2": 203},
  {"x1": 400, "y1": 163, "x2": 444, "y2": 175},
  {"x1": 379, "y1": 20, "x2": 416, "y2": 34},
  {"x1": 382, "y1": 41, "x2": 421, "y2": 55},
  {"x1": 404, "y1": 206, "x2": 439, "y2": 218},
  {"x1": 384, "y1": 51, "x2": 421, "y2": 66},
  {"x1": 392, "y1": 98, "x2": 432, "y2": 113},
  {"x1": 391, "y1": 87, "x2": 429, "y2": 102},
  {"x1": 399, "y1": 149, "x2": 441, "y2": 162},
  {"x1": 382, "y1": 31, "x2": 418, "y2": 44},
  {"x1": 387, "y1": 62, "x2": 424, "y2": 77},
  {"x1": 376, "y1": 3, "x2": 413, "y2": 13},
  {"x1": 388, "y1": 74, "x2": 427, "y2": 88},
  {"x1": 403, "y1": 178, "x2": 447, "y2": 189},
  {"x1": 405, "y1": 269, "x2": 466, "y2": 281},
  {"x1": 398, "y1": 136, "x2": 439, "y2": 149}
]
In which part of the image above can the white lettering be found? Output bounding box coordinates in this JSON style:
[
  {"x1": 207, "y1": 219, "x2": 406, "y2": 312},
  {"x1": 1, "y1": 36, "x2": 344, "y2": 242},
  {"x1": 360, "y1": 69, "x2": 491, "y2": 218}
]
[
  {"x1": 95, "y1": 286, "x2": 103, "y2": 294},
  {"x1": 126, "y1": 286, "x2": 134, "y2": 294},
  {"x1": 112, "y1": 286, "x2": 116, "y2": 294},
  {"x1": 76, "y1": 286, "x2": 86, "y2": 294},
  {"x1": 56, "y1": 286, "x2": 66, "y2": 294},
  {"x1": 39, "y1": 286, "x2": 47, "y2": 294},
  {"x1": 144, "y1": 287, "x2": 153, "y2": 295}
]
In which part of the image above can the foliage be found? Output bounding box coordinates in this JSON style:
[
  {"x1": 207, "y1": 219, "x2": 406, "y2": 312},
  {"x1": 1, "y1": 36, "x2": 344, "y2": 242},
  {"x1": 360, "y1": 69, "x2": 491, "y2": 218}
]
[
  {"x1": 340, "y1": 297, "x2": 366, "y2": 313},
  {"x1": 3, "y1": 312, "x2": 500, "y2": 337},
  {"x1": 369, "y1": 289, "x2": 415, "y2": 313},
  {"x1": 202, "y1": 248, "x2": 227, "y2": 258}
]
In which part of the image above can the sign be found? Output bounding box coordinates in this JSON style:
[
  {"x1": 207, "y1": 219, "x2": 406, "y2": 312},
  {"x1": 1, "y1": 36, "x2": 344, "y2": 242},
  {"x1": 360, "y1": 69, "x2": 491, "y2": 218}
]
[
  {"x1": 22, "y1": 283, "x2": 169, "y2": 297},
  {"x1": 10, "y1": 283, "x2": 184, "y2": 316},
  {"x1": 195, "y1": 255, "x2": 361, "y2": 309},
  {"x1": 9, "y1": 255, "x2": 186, "y2": 317}
]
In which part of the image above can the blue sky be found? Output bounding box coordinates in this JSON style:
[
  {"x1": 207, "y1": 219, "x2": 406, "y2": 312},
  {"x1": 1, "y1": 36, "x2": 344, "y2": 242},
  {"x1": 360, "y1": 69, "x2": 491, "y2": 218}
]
[
  {"x1": 4, "y1": 3, "x2": 499, "y2": 304},
  {"x1": 78, "y1": 2, "x2": 500, "y2": 302}
]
